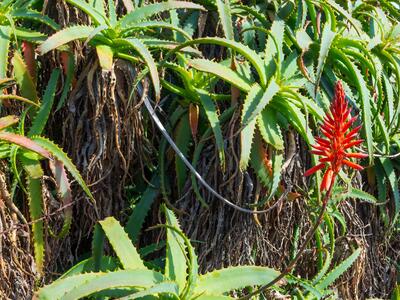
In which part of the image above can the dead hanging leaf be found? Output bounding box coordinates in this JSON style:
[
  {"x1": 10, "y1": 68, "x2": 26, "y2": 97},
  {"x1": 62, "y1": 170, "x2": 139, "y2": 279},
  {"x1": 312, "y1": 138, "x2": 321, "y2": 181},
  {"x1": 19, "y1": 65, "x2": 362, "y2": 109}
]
[
  {"x1": 260, "y1": 143, "x2": 273, "y2": 176},
  {"x1": 287, "y1": 192, "x2": 301, "y2": 201},
  {"x1": 366, "y1": 167, "x2": 376, "y2": 187},
  {"x1": 22, "y1": 41, "x2": 36, "y2": 81},
  {"x1": 189, "y1": 103, "x2": 199, "y2": 140}
]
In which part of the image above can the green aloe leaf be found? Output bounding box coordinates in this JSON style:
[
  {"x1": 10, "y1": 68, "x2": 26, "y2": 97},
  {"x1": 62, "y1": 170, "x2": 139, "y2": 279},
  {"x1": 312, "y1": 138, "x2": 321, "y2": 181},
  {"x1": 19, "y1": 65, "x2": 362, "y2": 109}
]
[
  {"x1": 99, "y1": 217, "x2": 146, "y2": 270},
  {"x1": 189, "y1": 59, "x2": 251, "y2": 92},
  {"x1": 315, "y1": 25, "x2": 336, "y2": 90},
  {"x1": 0, "y1": 26, "x2": 11, "y2": 81},
  {"x1": 240, "y1": 84, "x2": 262, "y2": 170},
  {"x1": 198, "y1": 90, "x2": 226, "y2": 170},
  {"x1": 241, "y1": 78, "x2": 280, "y2": 128},
  {"x1": 125, "y1": 175, "x2": 160, "y2": 243},
  {"x1": 165, "y1": 207, "x2": 187, "y2": 293},
  {"x1": 194, "y1": 266, "x2": 280, "y2": 295},
  {"x1": 96, "y1": 44, "x2": 113, "y2": 71},
  {"x1": 31, "y1": 136, "x2": 94, "y2": 200},
  {"x1": 36, "y1": 270, "x2": 165, "y2": 300},
  {"x1": 11, "y1": 9, "x2": 60, "y2": 30},
  {"x1": 38, "y1": 25, "x2": 96, "y2": 55},
  {"x1": 316, "y1": 248, "x2": 361, "y2": 290},
  {"x1": 216, "y1": 0, "x2": 234, "y2": 40},
  {"x1": 170, "y1": 37, "x2": 267, "y2": 87},
  {"x1": 29, "y1": 69, "x2": 60, "y2": 136},
  {"x1": 12, "y1": 51, "x2": 38, "y2": 102},
  {"x1": 257, "y1": 107, "x2": 284, "y2": 150},
  {"x1": 120, "y1": 38, "x2": 160, "y2": 101},
  {"x1": 65, "y1": 0, "x2": 107, "y2": 25},
  {"x1": 23, "y1": 159, "x2": 45, "y2": 276},
  {"x1": 0, "y1": 115, "x2": 19, "y2": 131},
  {"x1": 118, "y1": 1, "x2": 204, "y2": 29}
]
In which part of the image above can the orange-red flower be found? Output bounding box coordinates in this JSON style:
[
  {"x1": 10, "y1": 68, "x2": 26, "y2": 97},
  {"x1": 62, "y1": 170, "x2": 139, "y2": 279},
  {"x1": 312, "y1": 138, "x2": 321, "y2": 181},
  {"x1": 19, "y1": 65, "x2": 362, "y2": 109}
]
[{"x1": 305, "y1": 81, "x2": 368, "y2": 191}]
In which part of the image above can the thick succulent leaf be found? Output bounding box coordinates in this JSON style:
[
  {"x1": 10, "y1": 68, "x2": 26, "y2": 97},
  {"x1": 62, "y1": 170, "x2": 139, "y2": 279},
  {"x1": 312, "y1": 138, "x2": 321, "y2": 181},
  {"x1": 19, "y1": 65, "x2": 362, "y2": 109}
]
[
  {"x1": 15, "y1": 28, "x2": 47, "y2": 42},
  {"x1": 11, "y1": 9, "x2": 60, "y2": 30},
  {"x1": 91, "y1": 223, "x2": 105, "y2": 272},
  {"x1": 257, "y1": 107, "x2": 284, "y2": 150},
  {"x1": 0, "y1": 115, "x2": 19, "y2": 131},
  {"x1": 0, "y1": 132, "x2": 51, "y2": 159},
  {"x1": 36, "y1": 270, "x2": 164, "y2": 300},
  {"x1": 240, "y1": 84, "x2": 262, "y2": 170},
  {"x1": 88, "y1": 0, "x2": 105, "y2": 15},
  {"x1": 189, "y1": 59, "x2": 251, "y2": 92},
  {"x1": 31, "y1": 136, "x2": 94, "y2": 200},
  {"x1": 120, "y1": 38, "x2": 160, "y2": 101},
  {"x1": 264, "y1": 19, "x2": 285, "y2": 76},
  {"x1": 241, "y1": 78, "x2": 280, "y2": 128},
  {"x1": 316, "y1": 248, "x2": 361, "y2": 290},
  {"x1": 96, "y1": 44, "x2": 113, "y2": 71},
  {"x1": 315, "y1": 25, "x2": 336, "y2": 91},
  {"x1": 0, "y1": 26, "x2": 11, "y2": 80},
  {"x1": 194, "y1": 266, "x2": 280, "y2": 295},
  {"x1": 118, "y1": 1, "x2": 204, "y2": 29},
  {"x1": 108, "y1": 0, "x2": 117, "y2": 26},
  {"x1": 0, "y1": 94, "x2": 39, "y2": 107},
  {"x1": 198, "y1": 90, "x2": 226, "y2": 170},
  {"x1": 164, "y1": 207, "x2": 187, "y2": 294},
  {"x1": 23, "y1": 162, "x2": 45, "y2": 276},
  {"x1": 171, "y1": 37, "x2": 266, "y2": 87},
  {"x1": 216, "y1": 0, "x2": 234, "y2": 40},
  {"x1": 118, "y1": 282, "x2": 179, "y2": 299},
  {"x1": 38, "y1": 25, "x2": 96, "y2": 55},
  {"x1": 65, "y1": 0, "x2": 107, "y2": 25},
  {"x1": 337, "y1": 187, "x2": 378, "y2": 204},
  {"x1": 196, "y1": 296, "x2": 233, "y2": 300},
  {"x1": 312, "y1": 249, "x2": 332, "y2": 284},
  {"x1": 29, "y1": 69, "x2": 60, "y2": 137},
  {"x1": 379, "y1": 158, "x2": 400, "y2": 226},
  {"x1": 99, "y1": 217, "x2": 146, "y2": 270},
  {"x1": 125, "y1": 175, "x2": 160, "y2": 243},
  {"x1": 60, "y1": 256, "x2": 118, "y2": 278},
  {"x1": 12, "y1": 51, "x2": 38, "y2": 102},
  {"x1": 123, "y1": 21, "x2": 192, "y2": 40},
  {"x1": 140, "y1": 38, "x2": 201, "y2": 56},
  {"x1": 271, "y1": 98, "x2": 314, "y2": 145}
]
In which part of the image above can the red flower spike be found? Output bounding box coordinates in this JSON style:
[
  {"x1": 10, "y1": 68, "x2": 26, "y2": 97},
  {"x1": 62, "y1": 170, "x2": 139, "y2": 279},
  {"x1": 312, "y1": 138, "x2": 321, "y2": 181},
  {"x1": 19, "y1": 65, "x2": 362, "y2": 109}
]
[{"x1": 305, "y1": 81, "x2": 368, "y2": 191}]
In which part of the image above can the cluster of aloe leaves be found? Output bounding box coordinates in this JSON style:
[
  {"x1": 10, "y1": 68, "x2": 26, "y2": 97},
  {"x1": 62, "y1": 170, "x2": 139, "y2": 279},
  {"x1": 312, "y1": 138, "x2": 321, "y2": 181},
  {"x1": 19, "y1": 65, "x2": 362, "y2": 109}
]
[
  {"x1": 36, "y1": 204, "x2": 361, "y2": 299},
  {"x1": 0, "y1": 53, "x2": 94, "y2": 275}
]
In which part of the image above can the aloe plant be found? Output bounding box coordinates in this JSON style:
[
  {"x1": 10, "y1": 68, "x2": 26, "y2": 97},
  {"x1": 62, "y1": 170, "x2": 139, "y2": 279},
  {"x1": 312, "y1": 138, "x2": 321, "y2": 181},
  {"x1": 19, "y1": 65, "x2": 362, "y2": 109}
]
[
  {"x1": 0, "y1": 0, "x2": 59, "y2": 81},
  {"x1": 38, "y1": 0, "x2": 204, "y2": 101},
  {"x1": 36, "y1": 205, "x2": 281, "y2": 299},
  {"x1": 0, "y1": 51, "x2": 93, "y2": 276}
]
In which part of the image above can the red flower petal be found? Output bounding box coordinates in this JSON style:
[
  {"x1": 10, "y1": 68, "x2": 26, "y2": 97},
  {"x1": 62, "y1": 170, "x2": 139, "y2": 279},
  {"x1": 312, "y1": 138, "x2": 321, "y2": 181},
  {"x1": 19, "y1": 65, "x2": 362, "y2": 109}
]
[
  {"x1": 345, "y1": 152, "x2": 368, "y2": 159},
  {"x1": 321, "y1": 168, "x2": 333, "y2": 191},
  {"x1": 342, "y1": 159, "x2": 363, "y2": 170},
  {"x1": 304, "y1": 163, "x2": 325, "y2": 176},
  {"x1": 344, "y1": 139, "x2": 364, "y2": 149}
]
